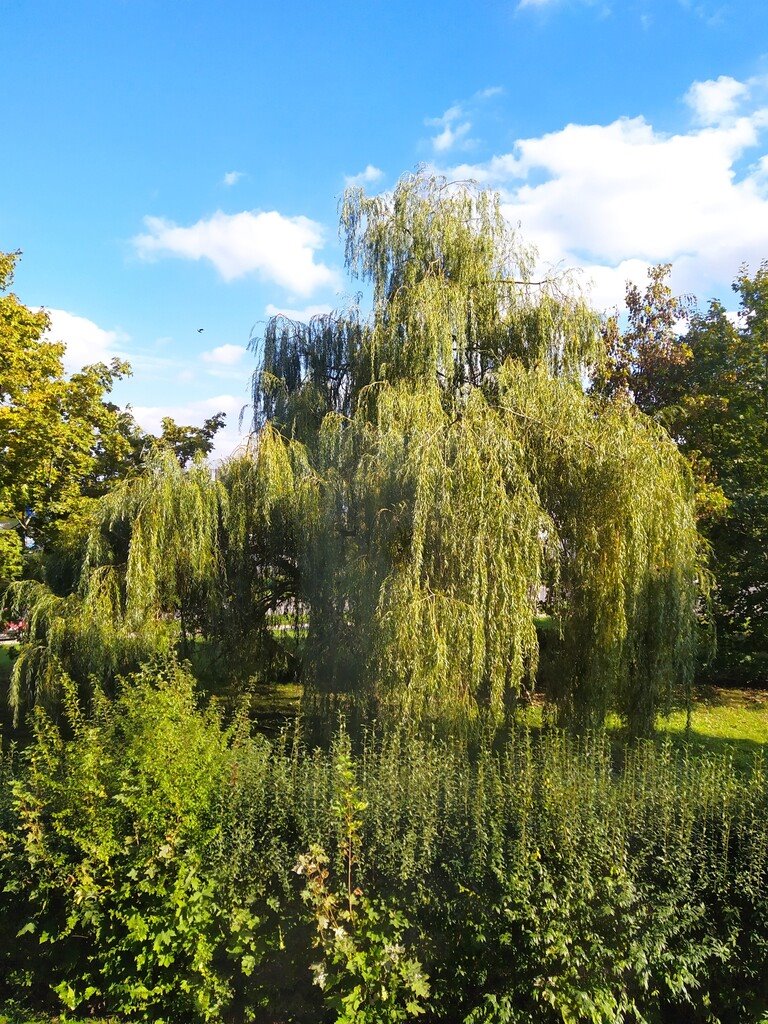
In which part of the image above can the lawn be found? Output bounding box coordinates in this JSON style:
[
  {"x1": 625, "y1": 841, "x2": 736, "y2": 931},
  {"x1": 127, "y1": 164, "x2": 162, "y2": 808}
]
[
  {"x1": 659, "y1": 684, "x2": 768, "y2": 769},
  {"x1": 513, "y1": 682, "x2": 768, "y2": 771}
]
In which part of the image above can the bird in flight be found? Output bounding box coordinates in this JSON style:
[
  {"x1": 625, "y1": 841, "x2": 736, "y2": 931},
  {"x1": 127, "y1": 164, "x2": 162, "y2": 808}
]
[{"x1": 197, "y1": 328, "x2": 205, "y2": 333}]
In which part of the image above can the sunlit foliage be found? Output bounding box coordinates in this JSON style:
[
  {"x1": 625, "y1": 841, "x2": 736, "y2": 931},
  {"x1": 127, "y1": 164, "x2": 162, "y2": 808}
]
[
  {"x1": 10, "y1": 175, "x2": 706, "y2": 735},
  {"x1": 244, "y1": 174, "x2": 706, "y2": 734}
]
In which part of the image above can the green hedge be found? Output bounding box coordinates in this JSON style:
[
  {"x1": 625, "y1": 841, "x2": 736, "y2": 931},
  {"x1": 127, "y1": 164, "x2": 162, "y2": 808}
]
[{"x1": 1, "y1": 661, "x2": 766, "y2": 1023}]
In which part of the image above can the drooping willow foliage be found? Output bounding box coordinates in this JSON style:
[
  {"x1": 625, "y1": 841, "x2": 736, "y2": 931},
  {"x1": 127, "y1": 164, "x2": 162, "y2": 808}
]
[
  {"x1": 9, "y1": 174, "x2": 706, "y2": 736},
  {"x1": 494, "y1": 362, "x2": 706, "y2": 732},
  {"x1": 235, "y1": 368, "x2": 704, "y2": 735},
  {"x1": 244, "y1": 174, "x2": 706, "y2": 734},
  {"x1": 6, "y1": 452, "x2": 227, "y2": 717},
  {"x1": 253, "y1": 175, "x2": 602, "y2": 438}
]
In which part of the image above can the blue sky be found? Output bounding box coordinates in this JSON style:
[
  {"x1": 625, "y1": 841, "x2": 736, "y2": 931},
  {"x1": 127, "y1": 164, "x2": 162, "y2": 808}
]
[{"x1": 2, "y1": 0, "x2": 768, "y2": 457}]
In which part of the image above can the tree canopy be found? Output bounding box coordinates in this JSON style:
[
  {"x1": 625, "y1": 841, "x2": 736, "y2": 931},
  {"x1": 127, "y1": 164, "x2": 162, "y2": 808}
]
[
  {"x1": 0, "y1": 251, "x2": 226, "y2": 591},
  {"x1": 603, "y1": 262, "x2": 768, "y2": 682},
  {"x1": 7, "y1": 178, "x2": 706, "y2": 736}
]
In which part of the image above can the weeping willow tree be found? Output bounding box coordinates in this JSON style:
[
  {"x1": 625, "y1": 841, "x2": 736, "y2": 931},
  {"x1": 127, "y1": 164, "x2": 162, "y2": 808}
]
[
  {"x1": 255, "y1": 175, "x2": 601, "y2": 437},
  {"x1": 5, "y1": 451, "x2": 228, "y2": 718},
  {"x1": 9, "y1": 174, "x2": 705, "y2": 736},
  {"x1": 243, "y1": 173, "x2": 706, "y2": 735},
  {"x1": 238, "y1": 371, "x2": 703, "y2": 735},
  {"x1": 7, "y1": 444, "x2": 313, "y2": 720}
]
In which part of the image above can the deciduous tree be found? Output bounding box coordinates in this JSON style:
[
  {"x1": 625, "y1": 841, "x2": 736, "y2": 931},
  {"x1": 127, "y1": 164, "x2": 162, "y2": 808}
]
[
  {"x1": 10, "y1": 179, "x2": 706, "y2": 736},
  {"x1": 601, "y1": 262, "x2": 768, "y2": 683}
]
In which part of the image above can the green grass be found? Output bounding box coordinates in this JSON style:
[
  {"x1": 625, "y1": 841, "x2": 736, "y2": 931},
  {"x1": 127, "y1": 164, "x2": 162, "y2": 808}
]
[
  {"x1": 0, "y1": 642, "x2": 17, "y2": 684},
  {"x1": 658, "y1": 685, "x2": 768, "y2": 769},
  {"x1": 250, "y1": 681, "x2": 303, "y2": 732},
  {"x1": 245, "y1": 675, "x2": 768, "y2": 768},
  {"x1": 662, "y1": 687, "x2": 768, "y2": 744},
  {"x1": 519, "y1": 683, "x2": 768, "y2": 769}
]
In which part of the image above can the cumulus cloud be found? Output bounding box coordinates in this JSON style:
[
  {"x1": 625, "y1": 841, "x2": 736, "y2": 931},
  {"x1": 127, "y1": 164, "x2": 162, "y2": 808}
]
[
  {"x1": 426, "y1": 105, "x2": 474, "y2": 153},
  {"x1": 344, "y1": 164, "x2": 384, "y2": 187},
  {"x1": 425, "y1": 88, "x2": 503, "y2": 154},
  {"x1": 222, "y1": 170, "x2": 245, "y2": 187},
  {"x1": 201, "y1": 343, "x2": 248, "y2": 366},
  {"x1": 133, "y1": 209, "x2": 339, "y2": 296},
  {"x1": 577, "y1": 259, "x2": 660, "y2": 314},
  {"x1": 43, "y1": 309, "x2": 126, "y2": 374},
  {"x1": 685, "y1": 75, "x2": 749, "y2": 125},
  {"x1": 442, "y1": 77, "x2": 768, "y2": 308}
]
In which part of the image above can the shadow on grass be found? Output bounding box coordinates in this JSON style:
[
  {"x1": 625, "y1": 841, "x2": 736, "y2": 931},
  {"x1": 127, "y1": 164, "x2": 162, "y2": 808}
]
[
  {"x1": 516, "y1": 684, "x2": 768, "y2": 774},
  {"x1": 657, "y1": 685, "x2": 768, "y2": 771}
]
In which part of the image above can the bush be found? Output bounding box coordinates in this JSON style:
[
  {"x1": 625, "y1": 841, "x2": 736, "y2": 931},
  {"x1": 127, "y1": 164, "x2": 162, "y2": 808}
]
[
  {"x1": 0, "y1": 660, "x2": 268, "y2": 1022},
  {"x1": 1, "y1": 663, "x2": 767, "y2": 1023}
]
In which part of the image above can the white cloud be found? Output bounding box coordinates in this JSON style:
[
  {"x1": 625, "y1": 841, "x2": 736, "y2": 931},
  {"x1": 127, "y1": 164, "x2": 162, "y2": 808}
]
[
  {"x1": 432, "y1": 121, "x2": 472, "y2": 153},
  {"x1": 753, "y1": 153, "x2": 768, "y2": 184},
  {"x1": 426, "y1": 104, "x2": 474, "y2": 153},
  {"x1": 132, "y1": 394, "x2": 250, "y2": 464},
  {"x1": 442, "y1": 79, "x2": 768, "y2": 309},
  {"x1": 425, "y1": 88, "x2": 502, "y2": 154},
  {"x1": 344, "y1": 165, "x2": 384, "y2": 187},
  {"x1": 201, "y1": 343, "x2": 248, "y2": 366},
  {"x1": 43, "y1": 309, "x2": 126, "y2": 374},
  {"x1": 222, "y1": 170, "x2": 244, "y2": 187},
  {"x1": 578, "y1": 259, "x2": 658, "y2": 313},
  {"x1": 475, "y1": 86, "x2": 504, "y2": 100},
  {"x1": 133, "y1": 209, "x2": 339, "y2": 297},
  {"x1": 265, "y1": 302, "x2": 334, "y2": 321},
  {"x1": 685, "y1": 75, "x2": 749, "y2": 125},
  {"x1": 724, "y1": 309, "x2": 749, "y2": 330}
]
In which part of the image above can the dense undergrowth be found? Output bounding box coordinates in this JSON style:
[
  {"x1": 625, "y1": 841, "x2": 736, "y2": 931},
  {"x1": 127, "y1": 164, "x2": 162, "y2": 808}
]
[{"x1": 1, "y1": 659, "x2": 767, "y2": 1024}]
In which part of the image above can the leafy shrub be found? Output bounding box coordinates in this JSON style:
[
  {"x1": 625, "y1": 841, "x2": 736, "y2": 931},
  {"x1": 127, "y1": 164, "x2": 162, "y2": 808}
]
[
  {"x1": 294, "y1": 740, "x2": 430, "y2": 1023},
  {"x1": 0, "y1": 660, "x2": 268, "y2": 1022},
  {"x1": 1, "y1": 666, "x2": 767, "y2": 1023}
]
